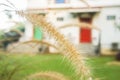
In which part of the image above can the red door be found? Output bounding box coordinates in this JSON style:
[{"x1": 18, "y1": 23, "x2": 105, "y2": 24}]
[{"x1": 80, "y1": 18, "x2": 92, "y2": 43}]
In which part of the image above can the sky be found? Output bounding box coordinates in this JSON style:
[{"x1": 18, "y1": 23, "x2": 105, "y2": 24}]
[{"x1": 0, "y1": 0, "x2": 27, "y2": 30}]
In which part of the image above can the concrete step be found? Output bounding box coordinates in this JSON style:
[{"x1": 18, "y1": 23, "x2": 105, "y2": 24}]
[{"x1": 75, "y1": 43, "x2": 96, "y2": 56}]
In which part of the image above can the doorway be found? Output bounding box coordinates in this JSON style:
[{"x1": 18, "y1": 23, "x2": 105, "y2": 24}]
[{"x1": 80, "y1": 18, "x2": 92, "y2": 43}]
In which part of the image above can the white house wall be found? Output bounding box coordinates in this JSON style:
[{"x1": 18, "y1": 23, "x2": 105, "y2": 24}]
[
  {"x1": 47, "y1": 12, "x2": 79, "y2": 44},
  {"x1": 26, "y1": 0, "x2": 120, "y2": 52},
  {"x1": 48, "y1": 7, "x2": 120, "y2": 52},
  {"x1": 47, "y1": 12, "x2": 80, "y2": 53},
  {"x1": 93, "y1": 7, "x2": 120, "y2": 49},
  {"x1": 20, "y1": 21, "x2": 33, "y2": 42}
]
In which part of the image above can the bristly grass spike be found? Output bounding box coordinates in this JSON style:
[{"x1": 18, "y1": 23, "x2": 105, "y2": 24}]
[{"x1": 0, "y1": 0, "x2": 93, "y2": 80}]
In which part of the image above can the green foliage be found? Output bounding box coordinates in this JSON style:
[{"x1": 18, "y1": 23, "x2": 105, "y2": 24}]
[
  {"x1": 89, "y1": 56, "x2": 120, "y2": 80},
  {"x1": 18, "y1": 55, "x2": 120, "y2": 80},
  {"x1": 0, "y1": 54, "x2": 23, "y2": 80},
  {"x1": 0, "y1": 30, "x2": 5, "y2": 40},
  {"x1": 0, "y1": 54, "x2": 120, "y2": 80}
]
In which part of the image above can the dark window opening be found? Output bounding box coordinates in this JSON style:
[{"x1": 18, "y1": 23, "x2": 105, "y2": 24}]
[
  {"x1": 107, "y1": 15, "x2": 116, "y2": 20},
  {"x1": 57, "y1": 17, "x2": 64, "y2": 21}
]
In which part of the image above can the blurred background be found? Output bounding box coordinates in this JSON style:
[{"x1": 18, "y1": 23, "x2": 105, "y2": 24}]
[{"x1": 0, "y1": 0, "x2": 120, "y2": 80}]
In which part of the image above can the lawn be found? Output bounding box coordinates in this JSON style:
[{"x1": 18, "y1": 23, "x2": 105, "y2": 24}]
[{"x1": 0, "y1": 53, "x2": 120, "y2": 80}]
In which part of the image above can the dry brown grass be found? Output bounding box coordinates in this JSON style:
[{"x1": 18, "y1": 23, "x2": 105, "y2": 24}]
[
  {"x1": 22, "y1": 40, "x2": 58, "y2": 50},
  {"x1": 107, "y1": 61, "x2": 120, "y2": 66},
  {"x1": 25, "y1": 71, "x2": 69, "y2": 80},
  {"x1": 59, "y1": 23, "x2": 100, "y2": 31}
]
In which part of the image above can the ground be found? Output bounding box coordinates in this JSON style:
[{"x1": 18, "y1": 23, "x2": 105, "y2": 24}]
[{"x1": 0, "y1": 53, "x2": 120, "y2": 80}]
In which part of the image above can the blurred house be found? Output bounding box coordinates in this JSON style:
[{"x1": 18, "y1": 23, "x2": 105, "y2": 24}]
[{"x1": 26, "y1": 0, "x2": 120, "y2": 55}]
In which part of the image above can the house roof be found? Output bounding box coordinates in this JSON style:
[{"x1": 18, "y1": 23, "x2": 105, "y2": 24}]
[
  {"x1": 85, "y1": 0, "x2": 120, "y2": 7},
  {"x1": 27, "y1": 0, "x2": 120, "y2": 13}
]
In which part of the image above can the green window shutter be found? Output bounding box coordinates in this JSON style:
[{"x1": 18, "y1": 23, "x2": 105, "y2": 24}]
[{"x1": 34, "y1": 26, "x2": 43, "y2": 40}]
